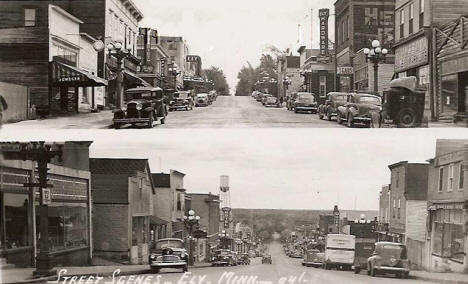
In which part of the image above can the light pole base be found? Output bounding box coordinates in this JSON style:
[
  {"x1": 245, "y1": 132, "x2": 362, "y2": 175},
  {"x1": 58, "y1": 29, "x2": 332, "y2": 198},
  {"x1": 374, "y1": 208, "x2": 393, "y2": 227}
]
[{"x1": 33, "y1": 253, "x2": 57, "y2": 278}]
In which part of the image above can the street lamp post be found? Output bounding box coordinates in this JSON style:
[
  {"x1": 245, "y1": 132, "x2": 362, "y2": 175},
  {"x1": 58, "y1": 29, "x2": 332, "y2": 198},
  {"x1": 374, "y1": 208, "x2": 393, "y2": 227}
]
[
  {"x1": 183, "y1": 210, "x2": 200, "y2": 266},
  {"x1": 107, "y1": 42, "x2": 132, "y2": 109},
  {"x1": 363, "y1": 40, "x2": 388, "y2": 95},
  {"x1": 168, "y1": 61, "x2": 180, "y2": 91}
]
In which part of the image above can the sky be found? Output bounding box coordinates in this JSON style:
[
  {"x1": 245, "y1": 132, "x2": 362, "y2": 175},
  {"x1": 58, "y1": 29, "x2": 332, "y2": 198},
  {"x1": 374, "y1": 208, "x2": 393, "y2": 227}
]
[
  {"x1": 4, "y1": 128, "x2": 467, "y2": 211},
  {"x1": 133, "y1": 0, "x2": 335, "y2": 94}
]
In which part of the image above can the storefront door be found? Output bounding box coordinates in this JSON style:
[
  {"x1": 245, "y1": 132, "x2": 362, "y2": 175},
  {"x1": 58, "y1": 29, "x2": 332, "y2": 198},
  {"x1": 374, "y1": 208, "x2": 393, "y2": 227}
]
[
  {"x1": 458, "y1": 72, "x2": 468, "y2": 114},
  {"x1": 441, "y1": 74, "x2": 458, "y2": 117},
  {"x1": 59, "y1": 87, "x2": 78, "y2": 113}
]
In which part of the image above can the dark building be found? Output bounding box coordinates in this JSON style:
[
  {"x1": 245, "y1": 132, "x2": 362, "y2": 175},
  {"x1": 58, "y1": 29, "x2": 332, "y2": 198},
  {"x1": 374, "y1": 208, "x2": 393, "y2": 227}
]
[
  {"x1": 298, "y1": 47, "x2": 335, "y2": 101},
  {"x1": 334, "y1": 0, "x2": 395, "y2": 92}
]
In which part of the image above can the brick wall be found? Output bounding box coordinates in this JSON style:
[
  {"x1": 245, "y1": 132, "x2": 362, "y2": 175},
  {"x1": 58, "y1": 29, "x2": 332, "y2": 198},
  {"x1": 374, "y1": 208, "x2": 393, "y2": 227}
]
[{"x1": 93, "y1": 204, "x2": 130, "y2": 259}]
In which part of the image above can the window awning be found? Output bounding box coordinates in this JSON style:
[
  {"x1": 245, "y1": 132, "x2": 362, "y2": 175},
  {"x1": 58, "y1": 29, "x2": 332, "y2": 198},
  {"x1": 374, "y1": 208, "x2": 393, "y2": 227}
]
[
  {"x1": 51, "y1": 61, "x2": 108, "y2": 87},
  {"x1": 124, "y1": 70, "x2": 152, "y2": 88},
  {"x1": 150, "y1": 216, "x2": 169, "y2": 225}
]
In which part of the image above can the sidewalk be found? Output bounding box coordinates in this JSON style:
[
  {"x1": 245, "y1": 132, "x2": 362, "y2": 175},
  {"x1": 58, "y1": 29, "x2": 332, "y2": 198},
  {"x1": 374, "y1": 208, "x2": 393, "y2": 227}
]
[
  {"x1": 1, "y1": 262, "x2": 212, "y2": 284},
  {"x1": 411, "y1": 270, "x2": 468, "y2": 284}
]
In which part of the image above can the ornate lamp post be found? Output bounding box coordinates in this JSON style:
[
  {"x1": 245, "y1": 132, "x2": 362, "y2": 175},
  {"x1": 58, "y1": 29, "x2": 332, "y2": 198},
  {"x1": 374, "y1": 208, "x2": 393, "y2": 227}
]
[
  {"x1": 219, "y1": 230, "x2": 230, "y2": 250},
  {"x1": 107, "y1": 42, "x2": 132, "y2": 109},
  {"x1": 168, "y1": 61, "x2": 180, "y2": 91},
  {"x1": 183, "y1": 209, "x2": 200, "y2": 266},
  {"x1": 363, "y1": 40, "x2": 388, "y2": 95}
]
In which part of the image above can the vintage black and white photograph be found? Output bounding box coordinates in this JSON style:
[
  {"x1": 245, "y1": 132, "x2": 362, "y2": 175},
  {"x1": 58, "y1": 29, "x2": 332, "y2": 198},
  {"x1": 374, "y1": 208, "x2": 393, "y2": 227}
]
[{"x1": 1, "y1": 0, "x2": 468, "y2": 284}]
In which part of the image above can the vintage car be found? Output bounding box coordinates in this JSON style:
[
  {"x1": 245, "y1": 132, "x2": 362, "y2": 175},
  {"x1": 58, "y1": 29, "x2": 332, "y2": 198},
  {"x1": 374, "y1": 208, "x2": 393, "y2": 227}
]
[
  {"x1": 208, "y1": 90, "x2": 218, "y2": 103},
  {"x1": 112, "y1": 87, "x2": 167, "y2": 129},
  {"x1": 239, "y1": 253, "x2": 251, "y2": 265},
  {"x1": 302, "y1": 249, "x2": 325, "y2": 268},
  {"x1": 318, "y1": 92, "x2": 349, "y2": 121},
  {"x1": 290, "y1": 250, "x2": 303, "y2": 258},
  {"x1": 256, "y1": 92, "x2": 265, "y2": 102},
  {"x1": 293, "y1": 92, "x2": 318, "y2": 113},
  {"x1": 148, "y1": 238, "x2": 188, "y2": 273},
  {"x1": 336, "y1": 93, "x2": 382, "y2": 128},
  {"x1": 264, "y1": 96, "x2": 278, "y2": 107},
  {"x1": 262, "y1": 94, "x2": 273, "y2": 105},
  {"x1": 169, "y1": 91, "x2": 194, "y2": 111},
  {"x1": 248, "y1": 250, "x2": 256, "y2": 258},
  {"x1": 195, "y1": 93, "x2": 209, "y2": 107},
  {"x1": 262, "y1": 254, "x2": 272, "y2": 264},
  {"x1": 367, "y1": 242, "x2": 410, "y2": 279},
  {"x1": 211, "y1": 249, "x2": 236, "y2": 266},
  {"x1": 381, "y1": 77, "x2": 426, "y2": 128},
  {"x1": 286, "y1": 92, "x2": 298, "y2": 110},
  {"x1": 353, "y1": 241, "x2": 375, "y2": 274}
]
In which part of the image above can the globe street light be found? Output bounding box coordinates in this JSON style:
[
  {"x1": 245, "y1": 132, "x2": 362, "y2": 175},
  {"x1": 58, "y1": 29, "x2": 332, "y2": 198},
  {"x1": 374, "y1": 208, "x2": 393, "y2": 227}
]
[
  {"x1": 107, "y1": 42, "x2": 132, "y2": 109},
  {"x1": 183, "y1": 210, "x2": 200, "y2": 266},
  {"x1": 363, "y1": 40, "x2": 388, "y2": 95}
]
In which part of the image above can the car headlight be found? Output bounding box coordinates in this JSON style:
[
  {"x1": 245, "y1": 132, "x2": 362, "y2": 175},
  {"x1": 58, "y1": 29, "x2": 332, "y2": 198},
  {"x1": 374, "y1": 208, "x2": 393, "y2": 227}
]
[
  {"x1": 136, "y1": 104, "x2": 143, "y2": 111},
  {"x1": 121, "y1": 107, "x2": 127, "y2": 112},
  {"x1": 170, "y1": 100, "x2": 174, "y2": 104},
  {"x1": 150, "y1": 253, "x2": 157, "y2": 260}
]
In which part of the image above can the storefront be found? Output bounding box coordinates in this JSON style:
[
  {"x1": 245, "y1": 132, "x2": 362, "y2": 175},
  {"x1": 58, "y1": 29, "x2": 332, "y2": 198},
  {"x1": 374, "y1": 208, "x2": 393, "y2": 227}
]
[
  {"x1": 435, "y1": 16, "x2": 468, "y2": 122},
  {"x1": 428, "y1": 202, "x2": 467, "y2": 272},
  {"x1": 50, "y1": 60, "x2": 107, "y2": 114},
  {"x1": 394, "y1": 32, "x2": 431, "y2": 116},
  {"x1": 0, "y1": 160, "x2": 91, "y2": 267}
]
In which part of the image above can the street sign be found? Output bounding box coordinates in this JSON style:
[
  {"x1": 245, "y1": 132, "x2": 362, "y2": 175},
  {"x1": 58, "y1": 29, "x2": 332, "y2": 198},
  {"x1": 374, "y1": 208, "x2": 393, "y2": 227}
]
[{"x1": 42, "y1": 188, "x2": 52, "y2": 205}]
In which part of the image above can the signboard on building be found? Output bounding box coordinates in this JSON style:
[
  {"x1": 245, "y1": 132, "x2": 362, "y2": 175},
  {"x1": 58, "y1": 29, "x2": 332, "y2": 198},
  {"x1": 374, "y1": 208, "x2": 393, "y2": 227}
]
[
  {"x1": 186, "y1": 55, "x2": 200, "y2": 63},
  {"x1": 337, "y1": 67, "x2": 354, "y2": 75},
  {"x1": 319, "y1": 8, "x2": 330, "y2": 57},
  {"x1": 395, "y1": 36, "x2": 428, "y2": 73},
  {"x1": 42, "y1": 188, "x2": 52, "y2": 205}
]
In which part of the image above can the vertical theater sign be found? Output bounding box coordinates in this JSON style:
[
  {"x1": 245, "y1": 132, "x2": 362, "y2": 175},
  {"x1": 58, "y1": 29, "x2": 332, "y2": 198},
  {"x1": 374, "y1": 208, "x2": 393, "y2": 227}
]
[{"x1": 319, "y1": 8, "x2": 330, "y2": 60}]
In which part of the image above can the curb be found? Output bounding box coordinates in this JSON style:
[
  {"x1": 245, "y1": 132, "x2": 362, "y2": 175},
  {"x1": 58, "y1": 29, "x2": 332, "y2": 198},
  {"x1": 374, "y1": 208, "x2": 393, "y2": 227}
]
[
  {"x1": 412, "y1": 275, "x2": 468, "y2": 284},
  {"x1": 3, "y1": 264, "x2": 213, "y2": 284}
]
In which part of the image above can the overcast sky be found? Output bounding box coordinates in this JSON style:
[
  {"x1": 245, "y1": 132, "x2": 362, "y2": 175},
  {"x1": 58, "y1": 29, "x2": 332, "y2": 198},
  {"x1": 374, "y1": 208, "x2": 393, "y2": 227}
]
[
  {"x1": 133, "y1": 0, "x2": 335, "y2": 93},
  {"x1": 4, "y1": 129, "x2": 467, "y2": 211}
]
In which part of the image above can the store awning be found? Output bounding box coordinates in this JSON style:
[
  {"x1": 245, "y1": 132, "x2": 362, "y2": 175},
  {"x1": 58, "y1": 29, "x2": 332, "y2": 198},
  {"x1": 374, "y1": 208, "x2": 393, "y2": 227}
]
[
  {"x1": 151, "y1": 216, "x2": 169, "y2": 225},
  {"x1": 124, "y1": 70, "x2": 152, "y2": 88},
  {"x1": 51, "y1": 61, "x2": 108, "y2": 87}
]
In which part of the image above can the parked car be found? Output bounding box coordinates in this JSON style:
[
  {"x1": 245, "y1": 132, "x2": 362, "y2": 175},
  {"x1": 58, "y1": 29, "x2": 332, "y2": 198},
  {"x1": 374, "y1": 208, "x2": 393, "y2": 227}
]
[
  {"x1": 148, "y1": 238, "x2": 188, "y2": 273},
  {"x1": 169, "y1": 91, "x2": 194, "y2": 111},
  {"x1": 248, "y1": 250, "x2": 256, "y2": 258},
  {"x1": 261, "y1": 94, "x2": 273, "y2": 105},
  {"x1": 211, "y1": 249, "x2": 236, "y2": 266},
  {"x1": 318, "y1": 92, "x2": 349, "y2": 121},
  {"x1": 256, "y1": 92, "x2": 265, "y2": 102},
  {"x1": 323, "y1": 234, "x2": 355, "y2": 270},
  {"x1": 336, "y1": 93, "x2": 382, "y2": 128},
  {"x1": 286, "y1": 92, "x2": 298, "y2": 110},
  {"x1": 293, "y1": 92, "x2": 318, "y2": 113},
  {"x1": 367, "y1": 242, "x2": 410, "y2": 279},
  {"x1": 209, "y1": 90, "x2": 218, "y2": 102},
  {"x1": 381, "y1": 77, "x2": 426, "y2": 128},
  {"x1": 195, "y1": 93, "x2": 209, "y2": 107},
  {"x1": 290, "y1": 250, "x2": 303, "y2": 258},
  {"x1": 302, "y1": 249, "x2": 325, "y2": 268},
  {"x1": 262, "y1": 254, "x2": 272, "y2": 264},
  {"x1": 353, "y1": 240, "x2": 375, "y2": 274},
  {"x1": 264, "y1": 96, "x2": 279, "y2": 107},
  {"x1": 113, "y1": 87, "x2": 167, "y2": 129}
]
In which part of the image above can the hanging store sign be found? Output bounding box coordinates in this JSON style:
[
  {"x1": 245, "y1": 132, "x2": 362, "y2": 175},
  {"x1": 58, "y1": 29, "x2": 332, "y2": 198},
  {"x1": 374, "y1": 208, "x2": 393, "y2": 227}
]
[
  {"x1": 395, "y1": 36, "x2": 428, "y2": 73},
  {"x1": 337, "y1": 66, "x2": 354, "y2": 75},
  {"x1": 42, "y1": 188, "x2": 52, "y2": 205},
  {"x1": 186, "y1": 55, "x2": 200, "y2": 63},
  {"x1": 319, "y1": 8, "x2": 330, "y2": 57}
]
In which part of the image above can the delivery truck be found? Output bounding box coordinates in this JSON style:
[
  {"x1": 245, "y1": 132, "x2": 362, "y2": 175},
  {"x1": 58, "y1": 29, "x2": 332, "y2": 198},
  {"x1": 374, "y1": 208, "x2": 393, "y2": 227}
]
[{"x1": 323, "y1": 234, "x2": 356, "y2": 270}]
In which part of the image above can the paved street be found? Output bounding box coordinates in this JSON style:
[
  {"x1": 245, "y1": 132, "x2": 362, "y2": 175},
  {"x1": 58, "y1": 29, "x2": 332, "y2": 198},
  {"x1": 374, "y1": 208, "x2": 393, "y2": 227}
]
[{"x1": 91, "y1": 241, "x2": 431, "y2": 284}]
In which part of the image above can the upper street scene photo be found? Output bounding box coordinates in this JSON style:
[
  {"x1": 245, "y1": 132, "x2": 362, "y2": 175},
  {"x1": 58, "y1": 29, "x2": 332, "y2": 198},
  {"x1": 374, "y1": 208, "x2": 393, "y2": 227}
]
[{"x1": 1, "y1": 0, "x2": 468, "y2": 130}]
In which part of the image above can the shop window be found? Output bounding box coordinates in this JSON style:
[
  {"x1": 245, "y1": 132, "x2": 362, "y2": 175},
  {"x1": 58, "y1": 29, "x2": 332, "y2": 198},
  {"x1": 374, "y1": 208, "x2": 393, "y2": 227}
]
[
  {"x1": 3, "y1": 193, "x2": 30, "y2": 249},
  {"x1": 24, "y1": 8, "x2": 36, "y2": 27},
  {"x1": 441, "y1": 74, "x2": 458, "y2": 115},
  {"x1": 433, "y1": 210, "x2": 465, "y2": 262},
  {"x1": 438, "y1": 167, "x2": 444, "y2": 192},
  {"x1": 319, "y1": 76, "x2": 327, "y2": 97},
  {"x1": 459, "y1": 163, "x2": 464, "y2": 190},
  {"x1": 36, "y1": 203, "x2": 88, "y2": 252}
]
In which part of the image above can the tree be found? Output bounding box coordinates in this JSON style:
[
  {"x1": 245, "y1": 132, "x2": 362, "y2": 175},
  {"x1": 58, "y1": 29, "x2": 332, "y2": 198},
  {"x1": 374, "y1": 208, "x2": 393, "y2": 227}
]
[
  {"x1": 235, "y1": 51, "x2": 279, "y2": 96},
  {"x1": 203, "y1": 66, "x2": 230, "y2": 96}
]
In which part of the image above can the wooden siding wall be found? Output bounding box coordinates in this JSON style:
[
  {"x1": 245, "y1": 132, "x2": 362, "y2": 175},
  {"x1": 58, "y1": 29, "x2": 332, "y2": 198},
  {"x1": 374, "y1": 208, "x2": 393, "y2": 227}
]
[
  {"x1": 0, "y1": 27, "x2": 49, "y2": 106},
  {"x1": 433, "y1": 0, "x2": 468, "y2": 27},
  {"x1": 0, "y1": 1, "x2": 49, "y2": 28}
]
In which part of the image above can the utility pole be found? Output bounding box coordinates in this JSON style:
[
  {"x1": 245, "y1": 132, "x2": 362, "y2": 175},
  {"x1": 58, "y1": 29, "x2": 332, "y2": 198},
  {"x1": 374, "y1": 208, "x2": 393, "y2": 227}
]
[{"x1": 1, "y1": 142, "x2": 63, "y2": 277}]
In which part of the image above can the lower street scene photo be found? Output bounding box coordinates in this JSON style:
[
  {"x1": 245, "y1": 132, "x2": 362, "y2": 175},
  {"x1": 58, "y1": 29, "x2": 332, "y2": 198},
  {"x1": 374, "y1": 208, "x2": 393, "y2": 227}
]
[{"x1": 0, "y1": 129, "x2": 468, "y2": 284}]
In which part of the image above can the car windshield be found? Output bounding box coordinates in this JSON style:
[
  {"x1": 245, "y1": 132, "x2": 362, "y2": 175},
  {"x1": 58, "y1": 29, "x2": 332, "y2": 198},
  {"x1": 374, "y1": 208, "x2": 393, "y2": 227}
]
[
  {"x1": 176, "y1": 92, "x2": 189, "y2": 99},
  {"x1": 218, "y1": 250, "x2": 230, "y2": 256},
  {"x1": 125, "y1": 91, "x2": 153, "y2": 101},
  {"x1": 334, "y1": 95, "x2": 347, "y2": 101},
  {"x1": 155, "y1": 239, "x2": 184, "y2": 249},
  {"x1": 376, "y1": 244, "x2": 407, "y2": 259},
  {"x1": 358, "y1": 96, "x2": 381, "y2": 104}
]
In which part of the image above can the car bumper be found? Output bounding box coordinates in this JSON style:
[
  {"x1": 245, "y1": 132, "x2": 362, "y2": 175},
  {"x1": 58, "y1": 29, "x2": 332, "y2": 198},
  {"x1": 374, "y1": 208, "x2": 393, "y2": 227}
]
[
  {"x1": 374, "y1": 266, "x2": 409, "y2": 273},
  {"x1": 150, "y1": 261, "x2": 187, "y2": 268},
  {"x1": 113, "y1": 118, "x2": 149, "y2": 124},
  {"x1": 212, "y1": 261, "x2": 229, "y2": 265},
  {"x1": 302, "y1": 261, "x2": 322, "y2": 267},
  {"x1": 295, "y1": 106, "x2": 318, "y2": 111},
  {"x1": 170, "y1": 105, "x2": 189, "y2": 109},
  {"x1": 353, "y1": 116, "x2": 372, "y2": 122}
]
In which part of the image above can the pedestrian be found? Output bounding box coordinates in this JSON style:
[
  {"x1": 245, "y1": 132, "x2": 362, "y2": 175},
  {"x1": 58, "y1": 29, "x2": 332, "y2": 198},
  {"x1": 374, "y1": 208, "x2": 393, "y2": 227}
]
[
  {"x1": 279, "y1": 96, "x2": 283, "y2": 106},
  {"x1": 0, "y1": 95, "x2": 8, "y2": 128}
]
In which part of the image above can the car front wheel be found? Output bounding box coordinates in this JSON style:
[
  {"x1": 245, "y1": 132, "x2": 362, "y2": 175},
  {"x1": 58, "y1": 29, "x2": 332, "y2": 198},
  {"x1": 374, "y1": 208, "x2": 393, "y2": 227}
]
[
  {"x1": 347, "y1": 114, "x2": 354, "y2": 128},
  {"x1": 336, "y1": 114, "x2": 342, "y2": 124}
]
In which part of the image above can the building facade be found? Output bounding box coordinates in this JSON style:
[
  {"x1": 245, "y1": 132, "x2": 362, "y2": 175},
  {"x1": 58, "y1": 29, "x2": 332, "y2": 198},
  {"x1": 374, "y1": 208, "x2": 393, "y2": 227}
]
[
  {"x1": 90, "y1": 158, "x2": 154, "y2": 264},
  {"x1": 353, "y1": 48, "x2": 394, "y2": 94},
  {"x1": 158, "y1": 36, "x2": 189, "y2": 91},
  {"x1": 334, "y1": 0, "x2": 395, "y2": 92},
  {"x1": 0, "y1": 142, "x2": 93, "y2": 268},
  {"x1": 427, "y1": 140, "x2": 468, "y2": 273},
  {"x1": 151, "y1": 173, "x2": 172, "y2": 239},
  {"x1": 278, "y1": 54, "x2": 301, "y2": 102}
]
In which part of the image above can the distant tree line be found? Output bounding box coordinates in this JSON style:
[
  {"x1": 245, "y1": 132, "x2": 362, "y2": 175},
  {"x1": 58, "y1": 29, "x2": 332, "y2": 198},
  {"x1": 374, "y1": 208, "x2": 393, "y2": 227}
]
[
  {"x1": 235, "y1": 54, "x2": 278, "y2": 96},
  {"x1": 203, "y1": 66, "x2": 230, "y2": 96}
]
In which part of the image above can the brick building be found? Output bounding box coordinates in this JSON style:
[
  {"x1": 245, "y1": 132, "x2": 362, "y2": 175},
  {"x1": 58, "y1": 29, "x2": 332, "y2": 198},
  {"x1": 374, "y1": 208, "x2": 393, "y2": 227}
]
[
  {"x1": 426, "y1": 140, "x2": 468, "y2": 273},
  {"x1": 90, "y1": 158, "x2": 154, "y2": 264},
  {"x1": 334, "y1": 0, "x2": 395, "y2": 92},
  {"x1": 353, "y1": 48, "x2": 394, "y2": 94},
  {"x1": 0, "y1": 142, "x2": 93, "y2": 268}
]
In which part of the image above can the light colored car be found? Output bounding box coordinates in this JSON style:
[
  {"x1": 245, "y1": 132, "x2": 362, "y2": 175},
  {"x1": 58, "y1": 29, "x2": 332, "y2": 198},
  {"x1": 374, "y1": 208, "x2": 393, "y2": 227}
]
[
  {"x1": 148, "y1": 238, "x2": 188, "y2": 273},
  {"x1": 367, "y1": 242, "x2": 410, "y2": 279},
  {"x1": 195, "y1": 93, "x2": 209, "y2": 107},
  {"x1": 264, "y1": 96, "x2": 278, "y2": 107},
  {"x1": 302, "y1": 249, "x2": 325, "y2": 267}
]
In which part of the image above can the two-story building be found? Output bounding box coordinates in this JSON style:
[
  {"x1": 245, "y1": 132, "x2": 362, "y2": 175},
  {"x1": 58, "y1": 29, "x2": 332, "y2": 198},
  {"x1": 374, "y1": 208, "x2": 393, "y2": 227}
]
[
  {"x1": 277, "y1": 53, "x2": 301, "y2": 102},
  {"x1": 0, "y1": 2, "x2": 108, "y2": 117},
  {"x1": 427, "y1": 140, "x2": 468, "y2": 273},
  {"x1": 90, "y1": 158, "x2": 154, "y2": 264},
  {"x1": 377, "y1": 185, "x2": 391, "y2": 241},
  {"x1": 158, "y1": 36, "x2": 189, "y2": 91},
  {"x1": 334, "y1": 0, "x2": 395, "y2": 92},
  {"x1": 151, "y1": 173, "x2": 171, "y2": 241}
]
